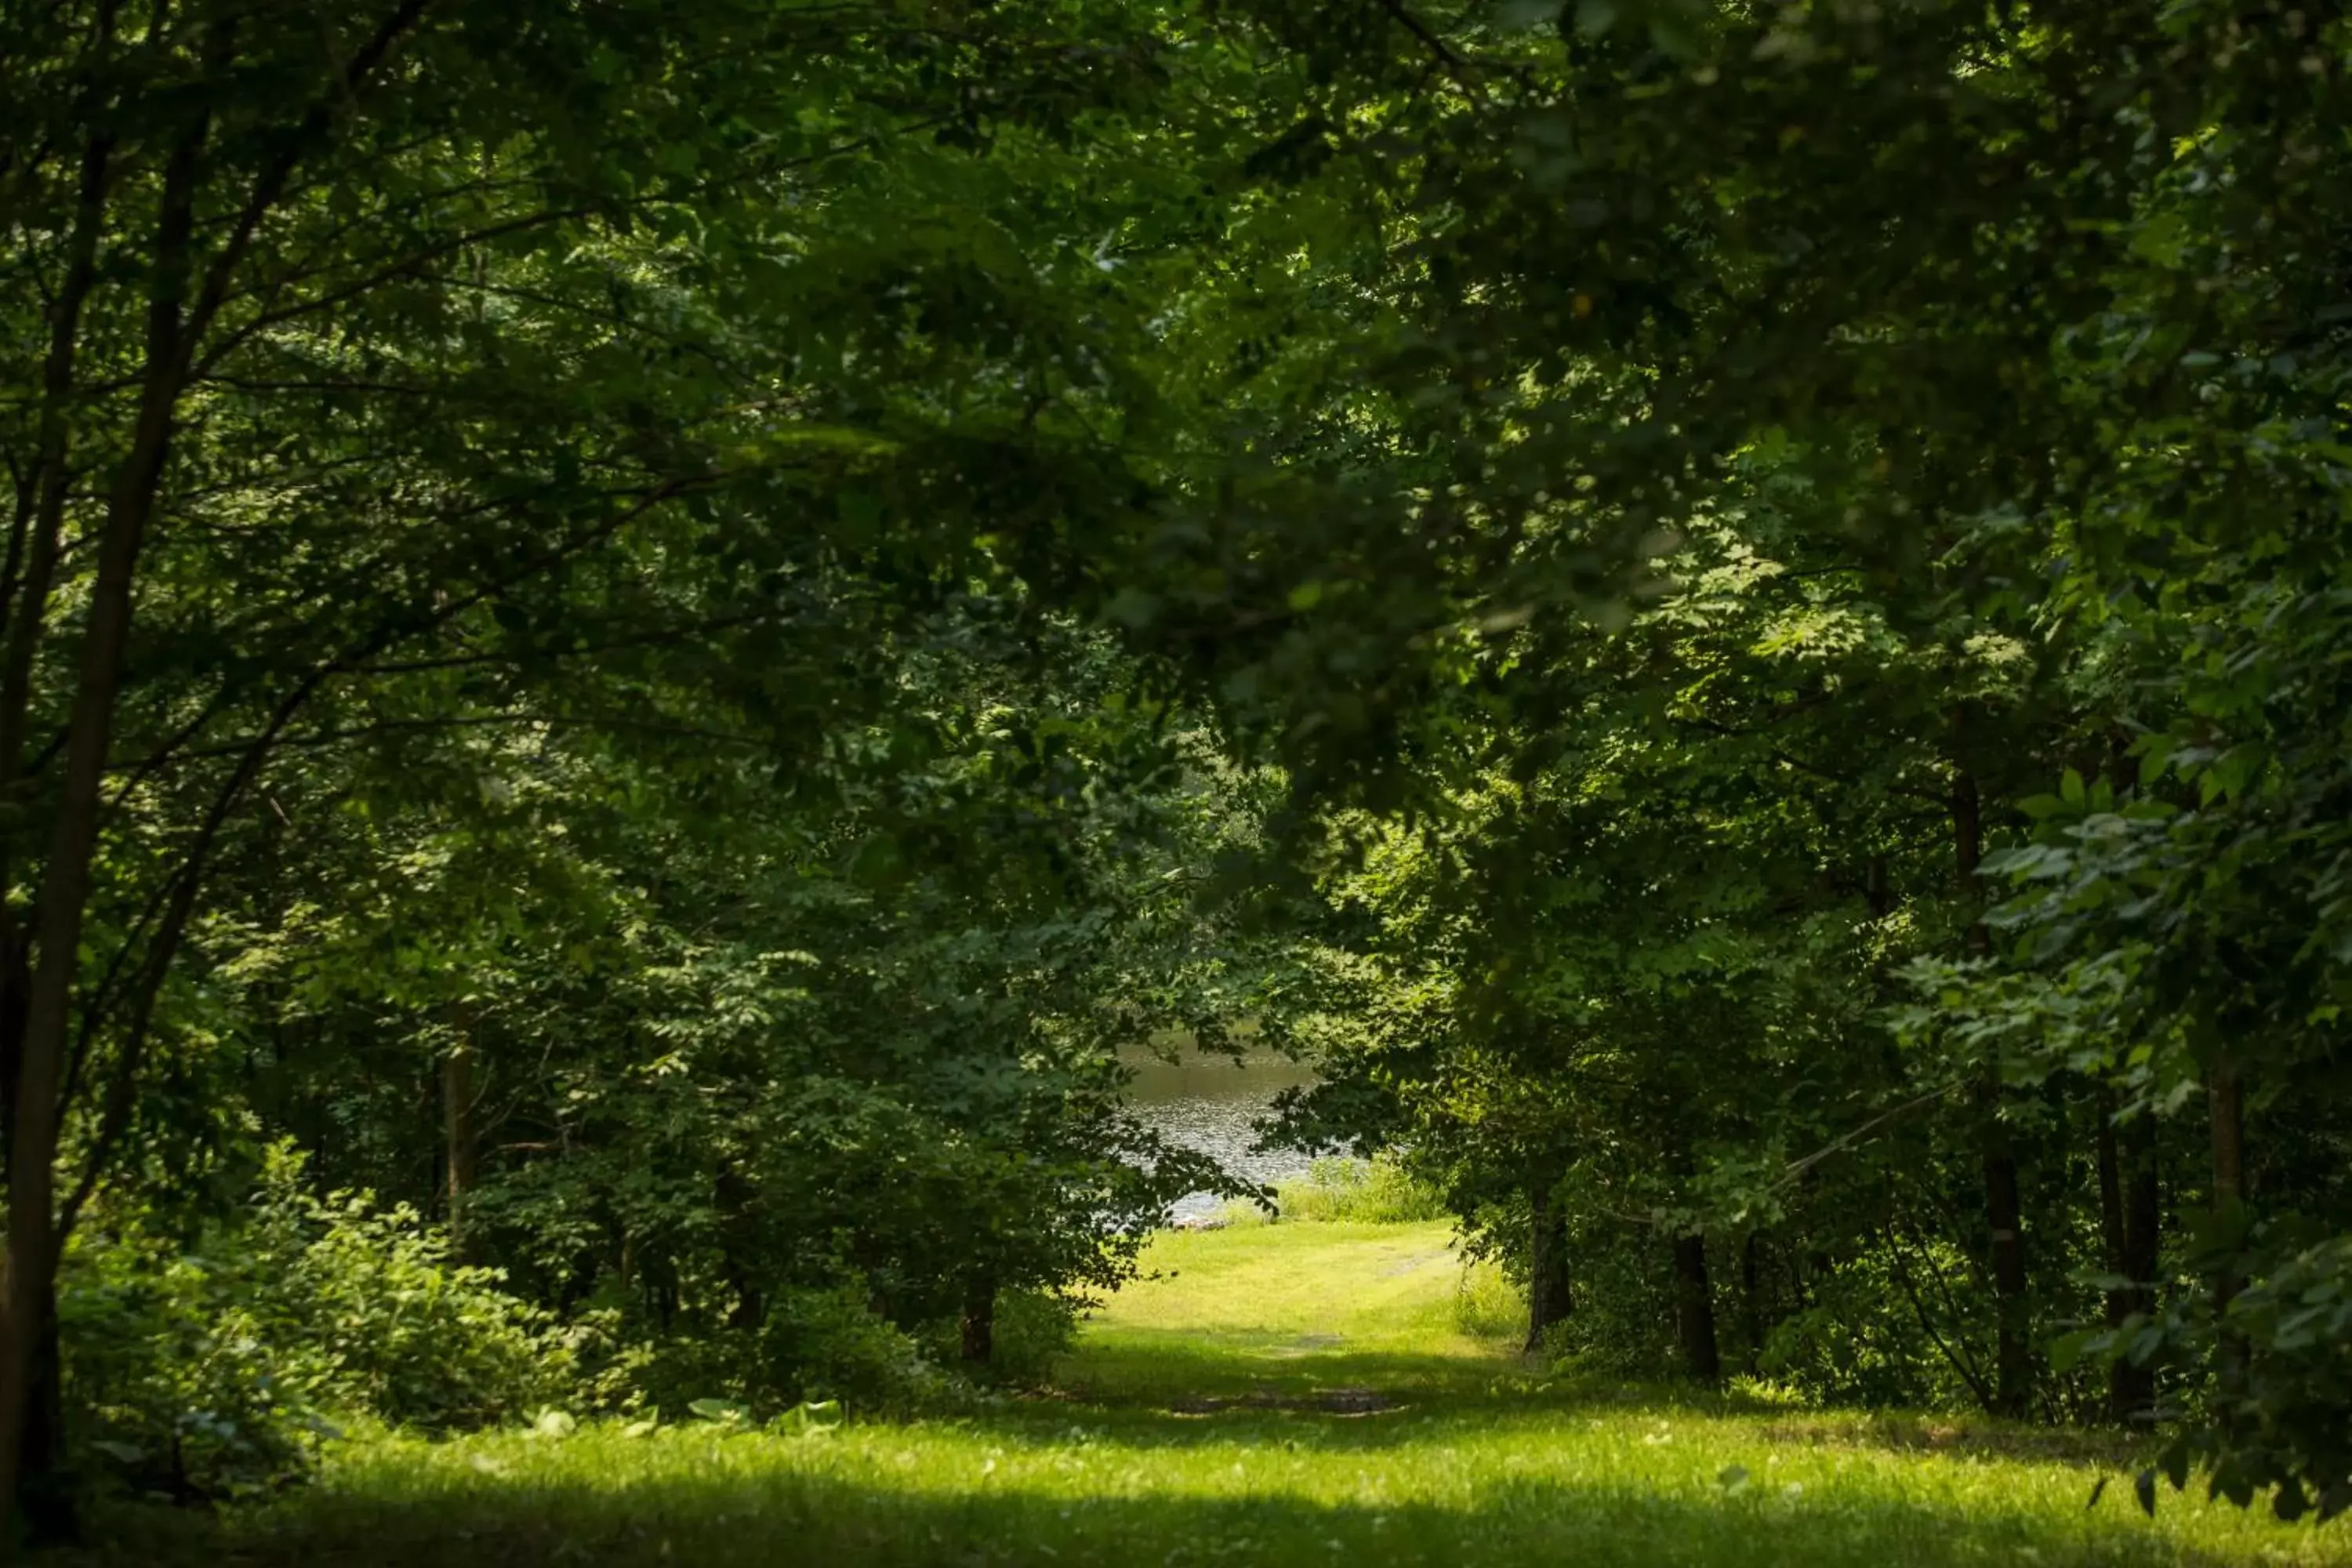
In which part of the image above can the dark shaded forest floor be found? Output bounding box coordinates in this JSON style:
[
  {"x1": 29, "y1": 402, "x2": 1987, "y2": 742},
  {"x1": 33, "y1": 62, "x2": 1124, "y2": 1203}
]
[{"x1": 51, "y1": 1222, "x2": 2346, "y2": 1566}]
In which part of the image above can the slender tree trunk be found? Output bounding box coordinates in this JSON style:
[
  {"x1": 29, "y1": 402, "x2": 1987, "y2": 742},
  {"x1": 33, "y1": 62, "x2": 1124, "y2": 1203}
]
[
  {"x1": 1740, "y1": 1232, "x2": 1764, "y2": 1372},
  {"x1": 2096, "y1": 1094, "x2": 2125, "y2": 1294},
  {"x1": 715, "y1": 1165, "x2": 763, "y2": 1331},
  {"x1": 1955, "y1": 765, "x2": 2031, "y2": 1417},
  {"x1": 0, "y1": 100, "x2": 121, "y2": 1554},
  {"x1": 2114, "y1": 1108, "x2": 2161, "y2": 1421},
  {"x1": 2209, "y1": 1067, "x2": 2245, "y2": 1216},
  {"x1": 0, "y1": 111, "x2": 209, "y2": 1520},
  {"x1": 441, "y1": 1013, "x2": 477, "y2": 1258},
  {"x1": 2093, "y1": 1091, "x2": 2166, "y2": 1421},
  {"x1": 1672, "y1": 1233, "x2": 1721, "y2": 1384},
  {"x1": 960, "y1": 1273, "x2": 996, "y2": 1366},
  {"x1": 2209, "y1": 1063, "x2": 2247, "y2": 1407},
  {"x1": 1981, "y1": 1119, "x2": 2031, "y2": 1417},
  {"x1": 1525, "y1": 1178, "x2": 1573, "y2": 1353},
  {"x1": 0, "y1": 5, "x2": 446, "y2": 1524}
]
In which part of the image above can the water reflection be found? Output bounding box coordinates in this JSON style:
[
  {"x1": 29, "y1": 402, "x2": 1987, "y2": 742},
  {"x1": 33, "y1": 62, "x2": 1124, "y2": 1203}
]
[{"x1": 1121, "y1": 1047, "x2": 1319, "y2": 1219}]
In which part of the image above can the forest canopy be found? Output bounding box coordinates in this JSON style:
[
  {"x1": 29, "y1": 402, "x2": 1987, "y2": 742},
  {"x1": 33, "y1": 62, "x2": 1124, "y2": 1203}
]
[{"x1": 0, "y1": 0, "x2": 2347, "y2": 1547}]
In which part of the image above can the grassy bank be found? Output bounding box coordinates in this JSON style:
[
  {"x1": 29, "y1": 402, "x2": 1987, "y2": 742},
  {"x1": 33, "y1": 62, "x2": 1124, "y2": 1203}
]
[{"x1": 51, "y1": 1221, "x2": 2345, "y2": 1566}]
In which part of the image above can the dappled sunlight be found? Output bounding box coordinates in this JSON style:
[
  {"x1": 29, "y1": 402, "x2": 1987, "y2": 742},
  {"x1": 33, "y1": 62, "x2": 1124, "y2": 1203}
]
[{"x1": 60, "y1": 1224, "x2": 2340, "y2": 1567}]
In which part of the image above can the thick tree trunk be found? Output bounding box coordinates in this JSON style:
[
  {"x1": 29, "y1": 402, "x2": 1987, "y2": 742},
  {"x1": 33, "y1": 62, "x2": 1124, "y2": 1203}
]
[
  {"x1": 1672, "y1": 1233, "x2": 1721, "y2": 1384},
  {"x1": 14, "y1": 1291, "x2": 70, "y2": 1547},
  {"x1": 1525, "y1": 1179, "x2": 1573, "y2": 1353},
  {"x1": 0, "y1": 942, "x2": 73, "y2": 1546},
  {"x1": 960, "y1": 1274, "x2": 996, "y2": 1366}
]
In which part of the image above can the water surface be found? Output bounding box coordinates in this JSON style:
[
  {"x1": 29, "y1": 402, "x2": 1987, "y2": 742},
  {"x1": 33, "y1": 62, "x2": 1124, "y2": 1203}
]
[{"x1": 1120, "y1": 1047, "x2": 1319, "y2": 1219}]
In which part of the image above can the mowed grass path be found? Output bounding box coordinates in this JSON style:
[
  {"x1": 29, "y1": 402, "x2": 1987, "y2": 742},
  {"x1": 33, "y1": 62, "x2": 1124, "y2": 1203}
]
[{"x1": 59, "y1": 1221, "x2": 2349, "y2": 1566}]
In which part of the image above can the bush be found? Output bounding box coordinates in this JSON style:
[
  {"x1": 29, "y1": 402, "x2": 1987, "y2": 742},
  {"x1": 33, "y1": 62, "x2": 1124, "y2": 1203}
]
[
  {"x1": 758, "y1": 1285, "x2": 942, "y2": 1412},
  {"x1": 60, "y1": 1229, "x2": 325, "y2": 1503},
  {"x1": 1529, "y1": 1232, "x2": 1680, "y2": 1380},
  {"x1": 908, "y1": 1290, "x2": 1076, "y2": 1388},
  {"x1": 63, "y1": 1146, "x2": 583, "y2": 1501},
  {"x1": 246, "y1": 1172, "x2": 575, "y2": 1430},
  {"x1": 629, "y1": 1284, "x2": 943, "y2": 1420},
  {"x1": 986, "y1": 1290, "x2": 1080, "y2": 1384},
  {"x1": 1754, "y1": 1247, "x2": 1983, "y2": 1410}
]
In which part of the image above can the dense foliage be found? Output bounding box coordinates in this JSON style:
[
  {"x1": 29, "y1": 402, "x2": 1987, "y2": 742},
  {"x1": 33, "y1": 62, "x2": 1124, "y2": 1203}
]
[{"x1": 0, "y1": 0, "x2": 2345, "y2": 1548}]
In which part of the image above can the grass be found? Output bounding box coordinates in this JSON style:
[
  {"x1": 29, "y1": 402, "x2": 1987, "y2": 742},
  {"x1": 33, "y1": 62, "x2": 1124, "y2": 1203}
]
[
  {"x1": 1218, "y1": 1156, "x2": 1450, "y2": 1227},
  {"x1": 51, "y1": 1220, "x2": 2350, "y2": 1566}
]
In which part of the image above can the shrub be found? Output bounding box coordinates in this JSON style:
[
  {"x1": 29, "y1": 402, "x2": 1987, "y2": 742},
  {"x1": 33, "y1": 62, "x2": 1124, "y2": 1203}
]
[
  {"x1": 63, "y1": 1146, "x2": 582, "y2": 1501},
  {"x1": 60, "y1": 1229, "x2": 325, "y2": 1503},
  {"x1": 757, "y1": 1285, "x2": 942, "y2": 1412},
  {"x1": 1754, "y1": 1246, "x2": 1984, "y2": 1410},
  {"x1": 909, "y1": 1290, "x2": 1076, "y2": 1388},
  {"x1": 630, "y1": 1285, "x2": 944, "y2": 1420},
  {"x1": 246, "y1": 1176, "x2": 574, "y2": 1430},
  {"x1": 1530, "y1": 1232, "x2": 1681, "y2": 1380}
]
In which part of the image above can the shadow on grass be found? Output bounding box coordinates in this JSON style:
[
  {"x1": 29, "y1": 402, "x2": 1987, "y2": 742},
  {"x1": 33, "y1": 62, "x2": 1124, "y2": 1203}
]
[
  {"x1": 1751, "y1": 1411, "x2": 2139, "y2": 1470},
  {"x1": 1053, "y1": 1337, "x2": 1520, "y2": 1409},
  {"x1": 52, "y1": 1457, "x2": 2245, "y2": 1568}
]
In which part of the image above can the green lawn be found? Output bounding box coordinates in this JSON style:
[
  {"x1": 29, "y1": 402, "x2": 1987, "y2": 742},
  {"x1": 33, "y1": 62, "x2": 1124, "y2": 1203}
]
[{"x1": 55, "y1": 1221, "x2": 2348, "y2": 1566}]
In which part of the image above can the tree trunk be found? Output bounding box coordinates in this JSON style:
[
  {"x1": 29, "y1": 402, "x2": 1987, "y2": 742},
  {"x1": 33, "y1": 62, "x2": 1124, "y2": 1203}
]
[
  {"x1": 960, "y1": 1274, "x2": 996, "y2": 1366},
  {"x1": 2209, "y1": 1064, "x2": 2247, "y2": 1406},
  {"x1": 0, "y1": 941, "x2": 73, "y2": 1546},
  {"x1": 1981, "y1": 1116, "x2": 2031, "y2": 1417},
  {"x1": 0, "y1": 9, "x2": 445, "y2": 1527},
  {"x1": 2094, "y1": 1095, "x2": 2132, "y2": 1416},
  {"x1": 1525, "y1": 1179, "x2": 1573, "y2": 1353},
  {"x1": 441, "y1": 1017, "x2": 477, "y2": 1258},
  {"x1": 14, "y1": 1291, "x2": 70, "y2": 1546},
  {"x1": 1671, "y1": 1233, "x2": 1721, "y2": 1384},
  {"x1": 2209, "y1": 1067, "x2": 2245, "y2": 1211},
  {"x1": 0, "y1": 95, "x2": 212, "y2": 1528},
  {"x1": 2107, "y1": 1106, "x2": 2161, "y2": 1421},
  {"x1": 1955, "y1": 765, "x2": 2031, "y2": 1418},
  {"x1": 1740, "y1": 1232, "x2": 1765, "y2": 1372},
  {"x1": 714, "y1": 1165, "x2": 764, "y2": 1331}
]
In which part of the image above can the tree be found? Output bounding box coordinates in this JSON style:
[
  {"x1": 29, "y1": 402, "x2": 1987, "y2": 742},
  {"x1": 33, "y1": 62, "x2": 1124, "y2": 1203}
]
[{"x1": 0, "y1": 0, "x2": 1224, "y2": 1533}]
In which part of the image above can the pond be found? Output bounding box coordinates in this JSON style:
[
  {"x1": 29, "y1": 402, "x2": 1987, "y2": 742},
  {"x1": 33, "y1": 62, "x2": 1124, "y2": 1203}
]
[{"x1": 1120, "y1": 1046, "x2": 1320, "y2": 1220}]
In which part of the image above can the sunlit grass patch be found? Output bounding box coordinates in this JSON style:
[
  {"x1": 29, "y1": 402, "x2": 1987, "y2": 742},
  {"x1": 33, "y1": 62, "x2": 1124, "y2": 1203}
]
[
  {"x1": 50, "y1": 1223, "x2": 2348, "y2": 1567},
  {"x1": 1218, "y1": 1156, "x2": 1448, "y2": 1227}
]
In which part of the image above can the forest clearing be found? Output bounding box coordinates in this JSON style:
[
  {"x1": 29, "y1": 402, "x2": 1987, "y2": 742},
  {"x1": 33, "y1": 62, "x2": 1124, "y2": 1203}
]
[{"x1": 57, "y1": 1210, "x2": 2342, "y2": 1566}]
